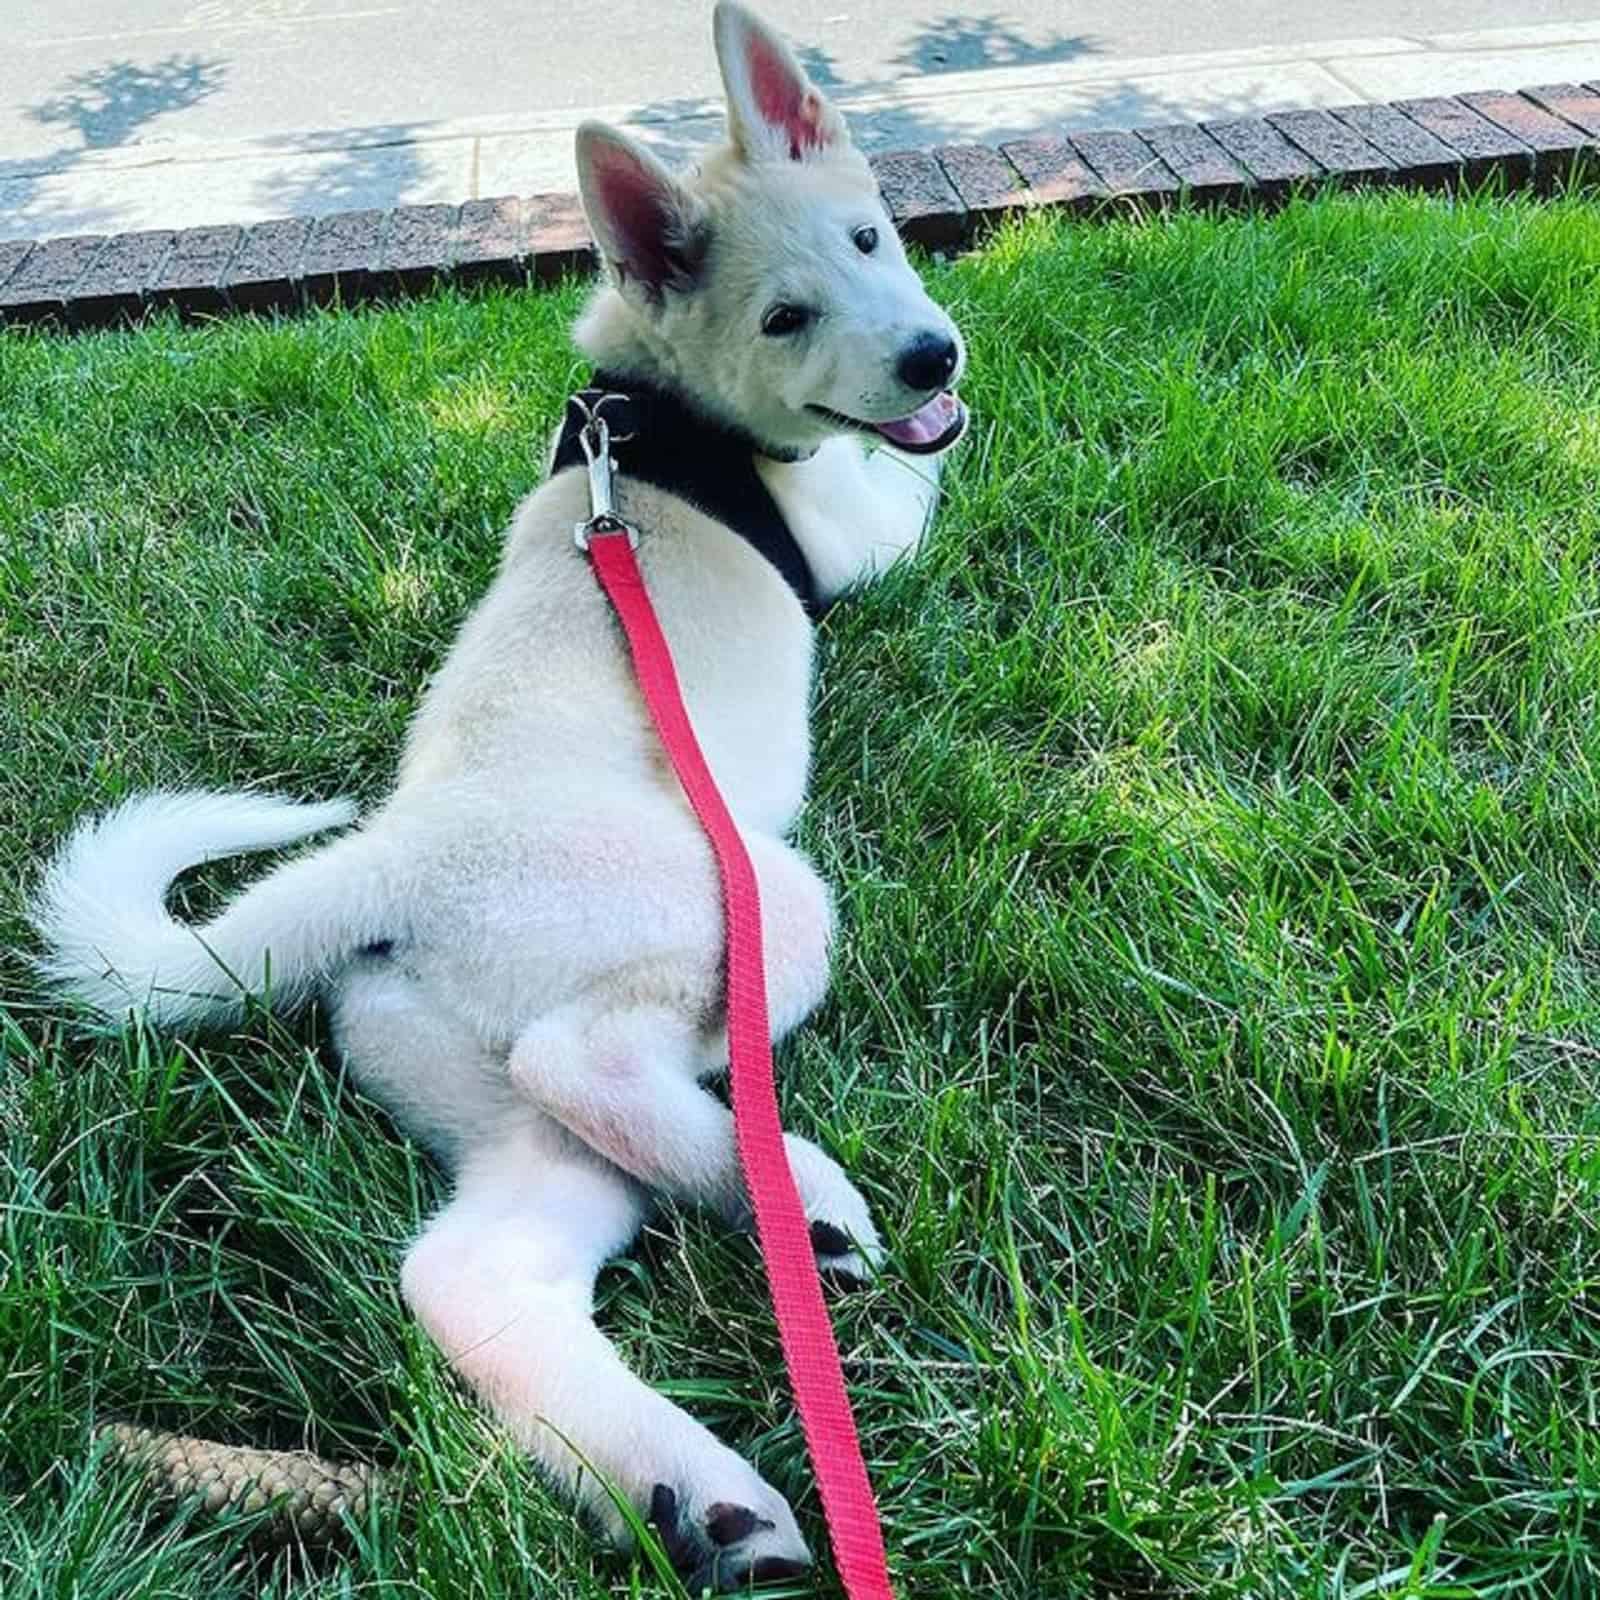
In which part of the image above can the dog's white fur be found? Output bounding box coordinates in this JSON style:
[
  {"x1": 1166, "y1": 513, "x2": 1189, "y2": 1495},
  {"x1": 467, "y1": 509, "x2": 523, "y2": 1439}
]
[{"x1": 32, "y1": 4, "x2": 963, "y2": 1585}]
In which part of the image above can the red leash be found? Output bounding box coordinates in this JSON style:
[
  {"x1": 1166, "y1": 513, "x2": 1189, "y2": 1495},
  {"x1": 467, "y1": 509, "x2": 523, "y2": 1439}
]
[{"x1": 583, "y1": 520, "x2": 897, "y2": 1599}]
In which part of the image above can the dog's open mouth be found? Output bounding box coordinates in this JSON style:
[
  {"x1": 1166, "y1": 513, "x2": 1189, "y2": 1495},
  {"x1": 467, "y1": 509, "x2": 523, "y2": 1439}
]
[{"x1": 810, "y1": 390, "x2": 967, "y2": 455}]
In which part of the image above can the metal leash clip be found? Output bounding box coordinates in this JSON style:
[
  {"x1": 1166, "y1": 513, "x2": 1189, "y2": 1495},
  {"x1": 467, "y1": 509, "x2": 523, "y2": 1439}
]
[{"x1": 570, "y1": 391, "x2": 639, "y2": 551}]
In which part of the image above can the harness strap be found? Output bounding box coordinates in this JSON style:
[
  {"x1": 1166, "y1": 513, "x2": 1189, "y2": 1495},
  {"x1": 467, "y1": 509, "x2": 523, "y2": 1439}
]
[
  {"x1": 555, "y1": 377, "x2": 824, "y2": 616},
  {"x1": 584, "y1": 526, "x2": 896, "y2": 1600}
]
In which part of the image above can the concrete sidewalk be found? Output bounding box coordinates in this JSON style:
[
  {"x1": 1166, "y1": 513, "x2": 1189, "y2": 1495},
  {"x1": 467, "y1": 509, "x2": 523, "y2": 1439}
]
[{"x1": 4, "y1": 18, "x2": 1600, "y2": 237}]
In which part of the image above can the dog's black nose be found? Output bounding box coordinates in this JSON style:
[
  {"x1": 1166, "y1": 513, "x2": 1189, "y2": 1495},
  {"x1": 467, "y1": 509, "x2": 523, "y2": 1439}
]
[{"x1": 896, "y1": 332, "x2": 959, "y2": 393}]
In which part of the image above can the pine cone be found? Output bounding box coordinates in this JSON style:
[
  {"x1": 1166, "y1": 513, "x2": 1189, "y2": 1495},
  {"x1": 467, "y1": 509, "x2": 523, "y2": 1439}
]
[{"x1": 98, "y1": 1422, "x2": 382, "y2": 1544}]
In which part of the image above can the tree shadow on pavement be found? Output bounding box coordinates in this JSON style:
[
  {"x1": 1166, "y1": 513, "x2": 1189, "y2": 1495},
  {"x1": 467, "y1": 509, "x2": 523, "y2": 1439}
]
[
  {"x1": 0, "y1": 12, "x2": 1305, "y2": 240},
  {"x1": 890, "y1": 13, "x2": 1098, "y2": 75},
  {"x1": 252, "y1": 127, "x2": 433, "y2": 222},
  {"x1": 616, "y1": 15, "x2": 1275, "y2": 173},
  {"x1": 2, "y1": 54, "x2": 227, "y2": 237},
  {"x1": 29, "y1": 56, "x2": 228, "y2": 149},
  {"x1": 250, "y1": 10, "x2": 1231, "y2": 222}
]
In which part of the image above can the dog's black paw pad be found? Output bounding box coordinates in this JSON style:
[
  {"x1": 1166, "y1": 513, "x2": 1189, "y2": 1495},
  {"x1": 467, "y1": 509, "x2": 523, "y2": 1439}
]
[
  {"x1": 809, "y1": 1220, "x2": 852, "y2": 1258},
  {"x1": 749, "y1": 1555, "x2": 810, "y2": 1582},
  {"x1": 811, "y1": 1219, "x2": 876, "y2": 1286},
  {"x1": 706, "y1": 1502, "x2": 773, "y2": 1546},
  {"x1": 648, "y1": 1484, "x2": 809, "y2": 1592}
]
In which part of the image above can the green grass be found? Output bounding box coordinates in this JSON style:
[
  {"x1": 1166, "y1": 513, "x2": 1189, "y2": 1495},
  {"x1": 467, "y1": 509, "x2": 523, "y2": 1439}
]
[{"x1": 5, "y1": 187, "x2": 1600, "y2": 1599}]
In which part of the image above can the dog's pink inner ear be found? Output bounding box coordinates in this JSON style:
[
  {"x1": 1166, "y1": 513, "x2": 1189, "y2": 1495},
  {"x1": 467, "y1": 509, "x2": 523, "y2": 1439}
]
[
  {"x1": 747, "y1": 32, "x2": 829, "y2": 159},
  {"x1": 591, "y1": 145, "x2": 687, "y2": 292}
]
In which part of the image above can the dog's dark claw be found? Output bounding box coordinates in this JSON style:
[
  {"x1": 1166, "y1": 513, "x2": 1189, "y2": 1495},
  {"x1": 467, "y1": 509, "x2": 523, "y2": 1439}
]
[
  {"x1": 649, "y1": 1483, "x2": 703, "y2": 1575},
  {"x1": 650, "y1": 1483, "x2": 677, "y2": 1527}
]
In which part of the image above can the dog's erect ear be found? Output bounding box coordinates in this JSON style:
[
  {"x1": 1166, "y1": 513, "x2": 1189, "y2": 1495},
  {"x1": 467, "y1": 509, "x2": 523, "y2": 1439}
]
[
  {"x1": 575, "y1": 123, "x2": 709, "y2": 299},
  {"x1": 713, "y1": 1, "x2": 849, "y2": 163}
]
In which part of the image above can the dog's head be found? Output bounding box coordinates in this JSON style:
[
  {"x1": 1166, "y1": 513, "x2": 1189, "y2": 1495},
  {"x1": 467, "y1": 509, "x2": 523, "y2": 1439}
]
[{"x1": 573, "y1": 1, "x2": 966, "y2": 460}]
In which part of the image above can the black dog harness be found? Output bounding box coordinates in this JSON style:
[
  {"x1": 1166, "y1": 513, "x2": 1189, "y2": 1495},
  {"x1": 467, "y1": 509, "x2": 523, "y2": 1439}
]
[{"x1": 552, "y1": 373, "x2": 822, "y2": 618}]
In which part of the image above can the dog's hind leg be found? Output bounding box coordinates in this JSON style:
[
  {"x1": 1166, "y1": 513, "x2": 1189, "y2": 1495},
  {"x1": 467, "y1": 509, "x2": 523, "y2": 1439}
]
[
  {"x1": 506, "y1": 833, "x2": 878, "y2": 1274},
  {"x1": 507, "y1": 1000, "x2": 882, "y2": 1280},
  {"x1": 402, "y1": 1121, "x2": 812, "y2": 1591}
]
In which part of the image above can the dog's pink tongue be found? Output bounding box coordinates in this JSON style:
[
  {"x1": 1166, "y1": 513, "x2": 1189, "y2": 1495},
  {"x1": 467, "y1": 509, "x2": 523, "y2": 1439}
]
[{"x1": 874, "y1": 390, "x2": 965, "y2": 450}]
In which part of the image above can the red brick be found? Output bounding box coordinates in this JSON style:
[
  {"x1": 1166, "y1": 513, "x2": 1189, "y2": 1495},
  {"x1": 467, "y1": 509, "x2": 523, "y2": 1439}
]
[
  {"x1": 998, "y1": 135, "x2": 1107, "y2": 212},
  {"x1": 1267, "y1": 109, "x2": 1393, "y2": 185},
  {"x1": 524, "y1": 191, "x2": 594, "y2": 282},
  {"x1": 1069, "y1": 129, "x2": 1179, "y2": 202},
  {"x1": 1329, "y1": 103, "x2": 1462, "y2": 189},
  {"x1": 68, "y1": 229, "x2": 174, "y2": 325},
  {"x1": 0, "y1": 234, "x2": 106, "y2": 322},
  {"x1": 1202, "y1": 119, "x2": 1322, "y2": 196},
  {"x1": 1393, "y1": 96, "x2": 1534, "y2": 187},
  {"x1": 148, "y1": 226, "x2": 243, "y2": 318},
  {"x1": 869, "y1": 149, "x2": 965, "y2": 248},
  {"x1": 1136, "y1": 124, "x2": 1253, "y2": 205},
  {"x1": 299, "y1": 208, "x2": 388, "y2": 306},
  {"x1": 934, "y1": 144, "x2": 1027, "y2": 236},
  {"x1": 1460, "y1": 90, "x2": 1594, "y2": 185},
  {"x1": 0, "y1": 239, "x2": 34, "y2": 292},
  {"x1": 380, "y1": 203, "x2": 458, "y2": 295},
  {"x1": 451, "y1": 197, "x2": 525, "y2": 286},
  {"x1": 226, "y1": 217, "x2": 312, "y2": 314},
  {"x1": 1521, "y1": 82, "x2": 1600, "y2": 139}
]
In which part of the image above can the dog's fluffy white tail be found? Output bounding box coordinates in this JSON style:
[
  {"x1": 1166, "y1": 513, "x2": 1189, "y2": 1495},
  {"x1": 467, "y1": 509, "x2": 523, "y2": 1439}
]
[{"x1": 32, "y1": 789, "x2": 380, "y2": 1030}]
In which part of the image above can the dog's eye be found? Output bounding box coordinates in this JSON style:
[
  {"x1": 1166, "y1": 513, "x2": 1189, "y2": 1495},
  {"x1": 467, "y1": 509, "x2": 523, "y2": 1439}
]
[
  {"x1": 761, "y1": 304, "x2": 812, "y2": 337},
  {"x1": 852, "y1": 225, "x2": 878, "y2": 254}
]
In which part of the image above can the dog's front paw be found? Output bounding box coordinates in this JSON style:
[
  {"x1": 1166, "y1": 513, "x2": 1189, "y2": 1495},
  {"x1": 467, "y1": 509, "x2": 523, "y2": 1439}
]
[
  {"x1": 783, "y1": 1133, "x2": 883, "y2": 1284},
  {"x1": 649, "y1": 1481, "x2": 811, "y2": 1593},
  {"x1": 808, "y1": 1218, "x2": 879, "y2": 1284}
]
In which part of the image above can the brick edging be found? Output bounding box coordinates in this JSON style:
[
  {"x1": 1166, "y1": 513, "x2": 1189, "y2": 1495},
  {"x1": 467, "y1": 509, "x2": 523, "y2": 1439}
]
[{"x1": 3, "y1": 82, "x2": 1599, "y2": 328}]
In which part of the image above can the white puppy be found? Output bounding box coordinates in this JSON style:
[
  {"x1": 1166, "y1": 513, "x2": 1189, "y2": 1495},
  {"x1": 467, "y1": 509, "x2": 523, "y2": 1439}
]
[{"x1": 33, "y1": 3, "x2": 966, "y2": 1588}]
